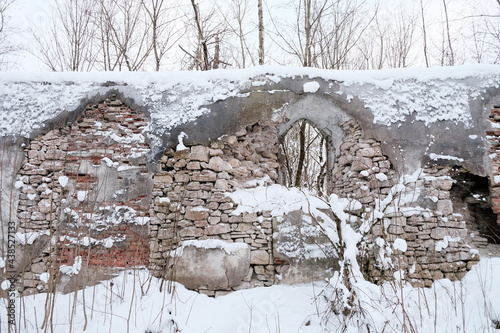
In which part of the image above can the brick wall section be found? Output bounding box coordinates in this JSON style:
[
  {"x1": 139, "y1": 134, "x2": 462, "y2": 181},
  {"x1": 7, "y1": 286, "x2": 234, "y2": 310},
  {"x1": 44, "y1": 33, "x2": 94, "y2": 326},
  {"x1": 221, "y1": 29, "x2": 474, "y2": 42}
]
[
  {"x1": 59, "y1": 96, "x2": 150, "y2": 266},
  {"x1": 15, "y1": 95, "x2": 150, "y2": 292},
  {"x1": 332, "y1": 119, "x2": 479, "y2": 287},
  {"x1": 149, "y1": 121, "x2": 280, "y2": 294}
]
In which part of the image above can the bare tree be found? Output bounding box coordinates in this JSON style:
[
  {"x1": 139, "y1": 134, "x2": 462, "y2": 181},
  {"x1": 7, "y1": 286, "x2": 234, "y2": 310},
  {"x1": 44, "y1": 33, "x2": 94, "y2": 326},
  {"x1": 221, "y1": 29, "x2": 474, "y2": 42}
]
[
  {"x1": 180, "y1": 0, "x2": 229, "y2": 70},
  {"x1": 258, "y1": 0, "x2": 264, "y2": 65},
  {"x1": 31, "y1": 0, "x2": 97, "y2": 71},
  {"x1": 188, "y1": 0, "x2": 210, "y2": 70},
  {"x1": 476, "y1": 0, "x2": 500, "y2": 64},
  {"x1": 384, "y1": 5, "x2": 418, "y2": 68},
  {"x1": 218, "y1": 0, "x2": 257, "y2": 68},
  {"x1": 281, "y1": 119, "x2": 328, "y2": 195},
  {"x1": 419, "y1": 0, "x2": 430, "y2": 67},
  {"x1": 269, "y1": 0, "x2": 331, "y2": 67},
  {"x1": 316, "y1": 0, "x2": 377, "y2": 69},
  {"x1": 467, "y1": 20, "x2": 489, "y2": 63},
  {"x1": 142, "y1": 0, "x2": 184, "y2": 71},
  {"x1": 441, "y1": 0, "x2": 455, "y2": 65},
  {"x1": 96, "y1": 0, "x2": 153, "y2": 71},
  {"x1": 350, "y1": 16, "x2": 385, "y2": 70},
  {"x1": 0, "y1": 0, "x2": 18, "y2": 69}
]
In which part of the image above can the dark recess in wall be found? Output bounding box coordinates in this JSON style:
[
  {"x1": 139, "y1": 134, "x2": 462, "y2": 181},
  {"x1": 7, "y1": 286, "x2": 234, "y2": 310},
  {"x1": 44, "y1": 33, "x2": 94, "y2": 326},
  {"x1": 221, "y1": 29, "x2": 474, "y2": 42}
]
[{"x1": 450, "y1": 167, "x2": 500, "y2": 244}]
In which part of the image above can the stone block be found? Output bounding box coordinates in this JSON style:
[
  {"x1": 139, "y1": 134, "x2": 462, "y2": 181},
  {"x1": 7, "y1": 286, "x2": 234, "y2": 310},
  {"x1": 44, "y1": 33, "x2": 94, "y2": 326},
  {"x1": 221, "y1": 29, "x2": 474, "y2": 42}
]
[
  {"x1": 187, "y1": 162, "x2": 201, "y2": 170},
  {"x1": 171, "y1": 241, "x2": 250, "y2": 290},
  {"x1": 208, "y1": 202, "x2": 219, "y2": 210},
  {"x1": 190, "y1": 146, "x2": 209, "y2": 162},
  {"x1": 174, "y1": 173, "x2": 190, "y2": 183},
  {"x1": 236, "y1": 223, "x2": 252, "y2": 232},
  {"x1": 431, "y1": 227, "x2": 455, "y2": 239},
  {"x1": 195, "y1": 220, "x2": 208, "y2": 227},
  {"x1": 392, "y1": 216, "x2": 406, "y2": 226},
  {"x1": 209, "y1": 149, "x2": 224, "y2": 156},
  {"x1": 186, "y1": 182, "x2": 201, "y2": 190},
  {"x1": 185, "y1": 207, "x2": 209, "y2": 221},
  {"x1": 432, "y1": 179, "x2": 453, "y2": 191},
  {"x1": 254, "y1": 265, "x2": 266, "y2": 275},
  {"x1": 436, "y1": 200, "x2": 453, "y2": 215},
  {"x1": 179, "y1": 227, "x2": 204, "y2": 237},
  {"x1": 356, "y1": 147, "x2": 381, "y2": 157},
  {"x1": 40, "y1": 160, "x2": 64, "y2": 171},
  {"x1": 38, "y1": 199, "x2": 54, "y2": 213},
  {"x1": 174, "y1": 149, "x2": 190, "y2": 159},
  {"x1": 150, "y1": 242, "x2": 160, "y2": 252},
  {"x1": 351, "y1": 157, "x2": 373, "y2": 172},
  {"x1": 243, "y1": 213, "x2": 259, "y2": 223},
  {"x1": 251, "y1": 250, "x2": 270, "y2": 265},
  {"x1": 387, "y1": 225, "x2": 404, "y2": 235},
  {"x1": 31, "y1": 262, "x2": 46, "y2": 274},
  {"x1": 207, "y1": 224, "x2": 231, "y2": 235},
  {"x1": 215, "y1": 179, "x2": 229, "y2": 190},
  {"x1": 192, "y1": 170, "x2": 217, "y2": 182},
  {"x1": 223, "y1": 135, "x2": 237, "y2": 144},
  {"x1": 207, "y1": 156, "x2": 232, "y2": 172},
  {"x1": 174, "y1": 159, "x2": 188, "y2": 168},
  {"x1": 228, "y1": 158, "x2": 241, "y2": 168},
  {"x1": 31, "y1": 211, "x2": 45, "y2": 221},
  {"x1": 229, "y1": 215, "x2": 243, "y2": 223},
  {"x1": 219, "y1": 203, "x2": 233, "y2": 210},
  {"x1": 208, "y1": 216, "x2": 221, "y2": 224}
]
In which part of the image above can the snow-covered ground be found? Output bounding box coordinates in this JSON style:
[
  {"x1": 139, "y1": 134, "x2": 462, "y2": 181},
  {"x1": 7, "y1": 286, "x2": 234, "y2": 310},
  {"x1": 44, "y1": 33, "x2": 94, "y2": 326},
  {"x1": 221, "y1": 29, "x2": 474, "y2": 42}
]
[{"x1": 0, "y1": 256, "x2": 499, "y2": 333}]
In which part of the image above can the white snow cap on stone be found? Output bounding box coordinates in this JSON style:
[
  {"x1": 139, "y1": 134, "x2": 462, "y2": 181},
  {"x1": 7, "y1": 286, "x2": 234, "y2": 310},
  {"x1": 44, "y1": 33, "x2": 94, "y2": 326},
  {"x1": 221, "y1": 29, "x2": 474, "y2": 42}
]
[
  {"x1": 171, "y1": 239, "x2": 248, "y2": 256},
  {"x1": 58, "y1": 176, "x2": 69, "y2": 187},
  {"x1": 176, "y1": 132, "x2": 188, "y2": 151},
  {"x1": 303, "y1": 81, "x2": 320, "y2": 93},
  {"x1": 393, "y1": 238, "x2": 407, "y2": 252},
  {"x1": 39, "y1": 272, "x2": 50, "y2": 283}
]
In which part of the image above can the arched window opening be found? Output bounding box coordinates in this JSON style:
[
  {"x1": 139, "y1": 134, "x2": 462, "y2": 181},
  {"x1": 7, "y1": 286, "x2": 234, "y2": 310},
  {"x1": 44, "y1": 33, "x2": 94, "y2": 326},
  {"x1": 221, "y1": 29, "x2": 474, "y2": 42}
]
[{"x1": 280, "y1": 119, "x2": 328, "y2": 196}]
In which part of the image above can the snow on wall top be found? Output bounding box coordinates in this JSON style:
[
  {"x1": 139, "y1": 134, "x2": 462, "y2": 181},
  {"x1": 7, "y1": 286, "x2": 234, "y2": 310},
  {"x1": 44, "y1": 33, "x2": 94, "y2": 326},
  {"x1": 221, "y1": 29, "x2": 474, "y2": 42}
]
[{"x1": 1, "y1": 64, "x2": 500, "y2": 138}]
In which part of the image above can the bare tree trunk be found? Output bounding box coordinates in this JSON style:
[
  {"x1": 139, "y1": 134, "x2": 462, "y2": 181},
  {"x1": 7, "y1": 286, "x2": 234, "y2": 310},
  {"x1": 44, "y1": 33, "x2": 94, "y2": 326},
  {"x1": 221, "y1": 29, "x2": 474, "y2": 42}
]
[
  {"x1": 238, "y1": 6, "x2": 246, "y2": 68},
  {"x1": 142, "y1": 0, "x2": 184, "y2": 71},
  {"x1": 213, "y1": 34, "x2": 220, "y2": 69},
  {"x1": 149, "y1": 0, "x2": 161, "y2": 71},
  {"x1": 442, "y1": 0, "x2": 455, "y2": 65},
  {"x1": 419, "y1": 0, "x2": 430, "y2": 67},
  {"x1": 294, "y1": 120, "x2": 307, "y2": 187},
  {"x1": 258, "y1": 0, "x2": 264, "y2": 65},
  {"x1": 304, "y1": 0, "x2": 312, "y2": 66},
  {"x1": 190, "y1": 0, "x2": 210, "y2": 70}
]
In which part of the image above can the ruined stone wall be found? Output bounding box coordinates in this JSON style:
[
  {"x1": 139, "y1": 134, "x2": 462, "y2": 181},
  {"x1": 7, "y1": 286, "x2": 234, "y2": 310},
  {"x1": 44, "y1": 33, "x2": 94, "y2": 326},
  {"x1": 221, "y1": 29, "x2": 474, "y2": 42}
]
[
  {"x1": 149, "y1": 121, "x2": 281, "y2": 295},
  {"x1": 5, "y1": 91, "x2": 494, "y2": 295},
  {"x1": 332, "y1": 119, "x2": 479, "y2": 287},
  {"x1": 13, "y1": 95, "x2": 151, "y2": 292}
]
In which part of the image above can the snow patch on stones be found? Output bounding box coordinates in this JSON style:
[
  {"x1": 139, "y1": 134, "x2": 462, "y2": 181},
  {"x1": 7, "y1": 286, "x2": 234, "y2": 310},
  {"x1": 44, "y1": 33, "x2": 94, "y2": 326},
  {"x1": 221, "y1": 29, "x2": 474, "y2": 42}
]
[
  {"x1": 303, "y1": 81, "x2": 320, "y2": 93},
  {"x1": 171, "y1": 239, "x2": 249, "y2": 256}
]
